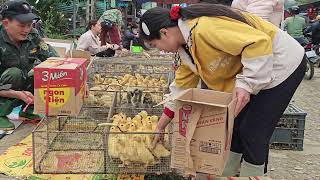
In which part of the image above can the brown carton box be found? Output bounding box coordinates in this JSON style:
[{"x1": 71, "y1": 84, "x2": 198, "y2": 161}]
[
  {"x1": 212, "y1": 177, "x2": 273, "y2": 180},
  {"x1": 170, "y1": 89, "x2": 236, "y2": 176},
  {"x1": 34, "y1": 57, "x2": 87, "y2": 116},
  {"x1": 43, "y1": 38, "x2": 74, "y2": 57}
]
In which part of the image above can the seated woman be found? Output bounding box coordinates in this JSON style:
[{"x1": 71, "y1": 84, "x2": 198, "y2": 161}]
[{"x1": 77, "y1": 20, "x2": 119, "y2": 57}]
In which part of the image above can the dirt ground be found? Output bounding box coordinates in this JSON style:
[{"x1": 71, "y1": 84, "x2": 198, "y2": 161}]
[
  {"x1": 0, "y1": 68, "x2": 320, "y2": 180},
  {"x1": 267, "y1": 67, "x2": 320, "y2": 180}
]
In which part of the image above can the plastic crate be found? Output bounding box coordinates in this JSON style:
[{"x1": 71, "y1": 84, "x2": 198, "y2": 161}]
[{"x1": 270, "y1": 103, "x2": 307, "y2": 151}]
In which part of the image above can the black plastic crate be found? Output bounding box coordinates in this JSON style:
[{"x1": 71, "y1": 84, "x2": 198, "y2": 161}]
[{"x1": 270, "y1": 103, "x2": 307, "y2": 151}]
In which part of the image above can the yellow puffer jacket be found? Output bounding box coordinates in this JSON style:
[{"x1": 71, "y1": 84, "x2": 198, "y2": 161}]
[{"x1": 165, "y1": 12, "x2": 304, "y2": 112}]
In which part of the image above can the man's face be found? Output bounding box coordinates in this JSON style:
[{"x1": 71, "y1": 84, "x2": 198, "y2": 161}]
[{"x1": 3, "y1": 18, "x2": 33, "y2": 41}]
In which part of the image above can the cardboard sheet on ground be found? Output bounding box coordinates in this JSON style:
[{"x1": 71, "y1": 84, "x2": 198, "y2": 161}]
[{"x1": 0, "y1": 135, "x2": 144, "y2": 180}]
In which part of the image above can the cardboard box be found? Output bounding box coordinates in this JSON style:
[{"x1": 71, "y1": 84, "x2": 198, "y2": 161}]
[
  {"x1": 34, "y1": 57, "x2": 87, "y2": 116},
  {"x1": 212, "y1": 177, "x2": 273, "y2": 180},
  {"x1": 43, "y1": 38, "x2": 74, "y2": 57},
  {"x1": 66, "y1": 49, "x2": 91, "y2": 61},
  {"x1": 170, "y1": 89, "x2": 236, "y2": 176}
]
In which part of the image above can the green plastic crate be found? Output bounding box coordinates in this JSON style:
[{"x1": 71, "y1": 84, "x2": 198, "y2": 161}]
[{"x1": 270, "y1": 103, "x2": 307, "y2": 151}]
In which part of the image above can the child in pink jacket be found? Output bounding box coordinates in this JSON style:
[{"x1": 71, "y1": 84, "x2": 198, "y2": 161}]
[{"x1": 232, "y1": 0, "x2": 286, "y2": 27}]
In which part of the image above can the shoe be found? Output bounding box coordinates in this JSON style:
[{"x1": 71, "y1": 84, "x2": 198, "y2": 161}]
[
  {"x1": 240, "y1": 160, "x2": 264, "y2": 177},
  {"x1": 222, "y1": 151, "x2": 242, "y2": 177},
  {"x1": 19, "y1": 111, "x2": 42, "y2": 121},
  {"x1": 19, "y1": 105, "x2": 42, "y2": 121},
  {"x1": 0, "y1": 116, "x2": 15, "y2": 131}
]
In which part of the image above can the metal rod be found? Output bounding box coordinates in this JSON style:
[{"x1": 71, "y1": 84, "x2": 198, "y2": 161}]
[{"x1": 73, "y1": 0, "x2": 77, "y2": 38}]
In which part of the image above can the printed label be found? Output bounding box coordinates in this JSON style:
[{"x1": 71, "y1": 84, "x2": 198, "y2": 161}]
[
  {"x1": 199, "y1": 141, "x2": 222, "y2": 154},
  {"x1": 41, "y1": 71, "x2": 68, "y2": 82},
  {"x1": 178, "y1": 105, "x2": 192, "y2": 137},
  {"x1": 197, "y1": 113, "x2": 225, "y2": 128},
  {"x1": 39, "y1": 88, "x2": 70, "y2": 108}
]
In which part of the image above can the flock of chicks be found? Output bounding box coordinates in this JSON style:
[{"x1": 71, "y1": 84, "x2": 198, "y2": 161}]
[
  {"x1": 91, "y1": 73, "x2": 168, "y2": 92},
  {"x1": 97, "y1": 64, "x2": 171, "y2": 74},
  {"x1": 107, "y1": 111, "x2": 170, "y2": 168},
  {"x1": 84, "y1": 91, "x2": 113, "y2": 107},
  {"x1": 84, "y1": 87, "x2": 161, "y2": 110}
]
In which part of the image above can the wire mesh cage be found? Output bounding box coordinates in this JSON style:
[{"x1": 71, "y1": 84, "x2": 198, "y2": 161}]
[
  {"x1": 103, "y1": 91, "x2": 173, "y2": 174},
  {"x1": 88, "y1": 56, "x2": 173, "y2": 80},
  {"x1": 89, "y1": 71, "x2": 171, "y2": 94},
  {"x1": 32, "y1": 107, "x2": 110, "y2": 174},
  {"x1": 84, "y1": 85, "x2": 119, "y2": 108},
  {"x1": 92, "y1": 57, "x2": 173, "y2": 74}
]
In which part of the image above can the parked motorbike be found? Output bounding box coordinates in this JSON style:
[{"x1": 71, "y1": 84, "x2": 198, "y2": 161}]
[{"x1": 303, "y1": 34, "x2": 320, "y2": 80}]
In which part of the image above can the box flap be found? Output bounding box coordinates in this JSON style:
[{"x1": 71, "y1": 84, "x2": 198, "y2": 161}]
[
  {"x1": 224, "y1": 98, "x2": 237, "y2": 152},
  {"x1": 44, "y1": 38, "x2": 73, "y2": 55},
  {"x1": 155, "y1": 89, "x2": 191, "y2": 106},
  {"x1": 66, "y1": 50, "x2": 91, "y2": 61},
  {"x1": 54, "y1": 47, "x2": 67, "y2": 57},
  {"x1": 156, "y1": 89, "x2": 232, "y2": 108},
  {"x1": 35, "y1": 57, "x2": 88, "y2": 69}
]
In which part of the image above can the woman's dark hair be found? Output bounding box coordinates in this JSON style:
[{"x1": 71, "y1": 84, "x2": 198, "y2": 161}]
[
  {"x1": 86, "y1": 20, "x2": 98, "y2": 31},
  {"x1": 199, "y1": 0, "x2": 232, "y2": 6},
  {"x1": 140, "y1": 4, "x2": 248, "y2": 41}
]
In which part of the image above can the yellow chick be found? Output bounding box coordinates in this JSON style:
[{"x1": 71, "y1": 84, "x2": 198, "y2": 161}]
[
  {"x1": 127, "y1": 122, "x2": 145, "y2": 142},
  {"x1": 126, "y1": 117, "x2": 132, "y2": 122},
  {"x1": 127, "y1": 122, "x2": 138, "y2": 132},
  {"x1": 139, "y1": 111, "x2": 148, "y2": 120},
  {"x1": 112, "y1": 119, "x2": 121, "y2": 126},
  {"x1": 151, "y1": 143, "x2": 171, "y2": 159},
  {"x1": 142, "y1": 116, "x2": 152, "y2": 127},
  {"x1": 145, "y1": 76, "x2": 151, "y2": 81},
  {"x1": 152, "y1": 78, "x2": 158, "y2": 83},
  {"x1": 134, "y1": 141, "x2": 155, "y2": 167},
  {"x1": 124, "y1": 74, "x2": 131, "y2": 80},
  {"x1": 93, "y1": 74, "x2": 103, "y2": 84},
  {"x1": 118, "y1": 122, "x2": 128, "y2": 132},
  {"x1": 142, "y1": 121, "x2": 154, "y2": 147},
  {"x1": 84, "y1": 92, "x2": 97, "y2": 105},
  {"x1": 147, "y1": 81, "x2": 155, "y2": 88},
  {"x1": 150, "y1": 115, "x2": 159, "y2": 123},
  {"x1": 132, "y1": 114, "x2": 143, "y2": 127},
  {"x1": 118, "y1": 112, "x2": 127, "y2": 121},
  {"x1": 108, "y1": 126, "x2": 122, "y2": 159},
  {"x1": 160, "y1": 75, "x2": 166, "y2": 81},
  {"x1": 103, "y1": 78, "x2": 113, "y2": 85},
  {"x1": 135, "y1": 73, "x2": 143, "y2": 80},
  {"x1": 137, "y1": 80, "x2": 144, "y2": 87}
]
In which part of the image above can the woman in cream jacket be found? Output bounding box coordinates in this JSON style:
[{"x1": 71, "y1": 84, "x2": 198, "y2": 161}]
[{"x1": 232, "y1": 0, "x2": 286, "y2": 27}]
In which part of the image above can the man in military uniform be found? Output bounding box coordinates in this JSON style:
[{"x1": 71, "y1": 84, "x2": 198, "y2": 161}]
[{"x1": 0, "y1": 0, "x2": 58, "y2": 130}]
